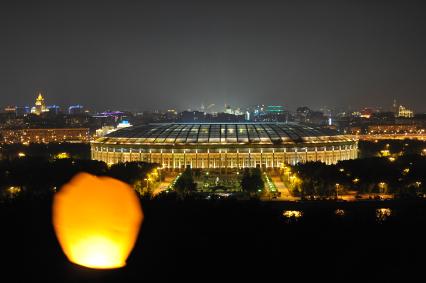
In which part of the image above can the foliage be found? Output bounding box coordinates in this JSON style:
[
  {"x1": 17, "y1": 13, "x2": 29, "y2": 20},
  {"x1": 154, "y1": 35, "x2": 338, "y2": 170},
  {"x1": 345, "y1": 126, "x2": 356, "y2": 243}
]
[
  {"x1": 0, "y1": 157, "x2": 108, "y2": 196},
  {"x1": 0, "y1": 158, "x2": 158, "y2": 198},
  {"x1": 174, "y1": 168, "x2": 197, "y2": 194},
  {"x1": 0, "y1": 143, "x2": 91, "y2": 160},
  {"x1": 240, "y1": 168, "x2": 264, "y2": 193},
  {"x1": 292, "y1": 155, "x2": 426, "y2": 197},
  {"x1": 108, "y1": 162, "x2": 158, "y2": 186},
  {"x1": 359, "y1": 139, "x2": 426, "y2": 159}
]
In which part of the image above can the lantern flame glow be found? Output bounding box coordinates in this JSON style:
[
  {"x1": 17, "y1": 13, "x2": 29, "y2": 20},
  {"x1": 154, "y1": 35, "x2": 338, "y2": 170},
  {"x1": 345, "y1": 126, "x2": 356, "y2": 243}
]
[{"x1": 53, "y1": 173, "x2": 143, "y2": 269}]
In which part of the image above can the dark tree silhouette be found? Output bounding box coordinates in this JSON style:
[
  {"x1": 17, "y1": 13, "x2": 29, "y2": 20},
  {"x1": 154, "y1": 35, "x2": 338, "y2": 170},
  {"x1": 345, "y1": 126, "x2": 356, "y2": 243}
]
[
  {"x1": 240, "y1": 168, "x2": 264, "y2": 194},
  {"x1": 174, "y1": 168, "x2": 197, "y2": 195}
]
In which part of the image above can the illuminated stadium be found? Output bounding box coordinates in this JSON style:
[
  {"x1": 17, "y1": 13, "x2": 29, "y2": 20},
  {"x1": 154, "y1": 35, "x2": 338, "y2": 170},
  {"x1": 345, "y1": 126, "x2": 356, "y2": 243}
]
[{"x1": 91, "y1": 123, "x2": 358, "y2": 168}]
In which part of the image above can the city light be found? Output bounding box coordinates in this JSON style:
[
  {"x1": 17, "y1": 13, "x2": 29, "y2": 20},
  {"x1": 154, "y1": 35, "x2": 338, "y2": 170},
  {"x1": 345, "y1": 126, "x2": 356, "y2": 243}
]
[
  {"x1": 283, "y1": 210, "x2": 303, "y2": 218},
  {"x1": 53, "y1": 173, "x2": 143, "y2": 269},
  {"x1": 55, "y1": 152, "x2": 70, "y2": 159},
  {"x1": 18, "y1": 152, "x2": 26, "y2": 157},
  {"x1": 376, "y1": 208, "x2": 392, "y2": 223},
  {"x1": 7, "y1": 186, "x2": 22, "y2": 198},
  {"x1": 380, "y1": 149, "x2": 390, "y2": 157}
]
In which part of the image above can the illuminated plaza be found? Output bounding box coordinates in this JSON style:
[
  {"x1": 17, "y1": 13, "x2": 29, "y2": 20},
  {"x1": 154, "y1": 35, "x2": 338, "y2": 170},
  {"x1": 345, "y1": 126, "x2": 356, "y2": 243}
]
[{"x1": 91, "y1": 122, "x2": 358, "y2": 168}]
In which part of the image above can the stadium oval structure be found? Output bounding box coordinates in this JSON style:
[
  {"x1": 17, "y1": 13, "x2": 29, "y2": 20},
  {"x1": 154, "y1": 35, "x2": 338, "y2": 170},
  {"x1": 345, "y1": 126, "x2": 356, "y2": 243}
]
[{"x1": 91, "y1": 122, "x2": 358, "y2": 168}]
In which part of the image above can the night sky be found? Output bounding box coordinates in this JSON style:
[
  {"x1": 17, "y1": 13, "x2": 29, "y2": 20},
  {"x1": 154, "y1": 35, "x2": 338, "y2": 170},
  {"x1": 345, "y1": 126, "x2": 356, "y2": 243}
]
[{"x1": 1, "y1": 0, "x2": 425, "y2": 112}]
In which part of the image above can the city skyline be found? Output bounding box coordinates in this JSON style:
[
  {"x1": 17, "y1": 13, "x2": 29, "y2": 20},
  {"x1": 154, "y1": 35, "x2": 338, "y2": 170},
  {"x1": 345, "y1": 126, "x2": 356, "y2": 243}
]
[
  {"x1": 0, "y1": 90, "x2": 420, "y2": 115},
  {"x1": 1, "y1": 0, "x2": 426, "y2": 112}
]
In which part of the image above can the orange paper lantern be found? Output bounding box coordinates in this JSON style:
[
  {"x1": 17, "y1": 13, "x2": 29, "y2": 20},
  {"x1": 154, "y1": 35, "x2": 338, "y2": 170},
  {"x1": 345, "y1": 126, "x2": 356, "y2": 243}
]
[{"x1": 53, "y1": 173, "x2": 143, "y2": 269}]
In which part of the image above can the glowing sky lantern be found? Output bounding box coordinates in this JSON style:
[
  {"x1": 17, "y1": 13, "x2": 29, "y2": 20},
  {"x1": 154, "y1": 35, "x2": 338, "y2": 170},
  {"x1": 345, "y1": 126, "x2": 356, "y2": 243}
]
[{"x1": 53, "y1": 173, "x2": 143, "y2": 269}]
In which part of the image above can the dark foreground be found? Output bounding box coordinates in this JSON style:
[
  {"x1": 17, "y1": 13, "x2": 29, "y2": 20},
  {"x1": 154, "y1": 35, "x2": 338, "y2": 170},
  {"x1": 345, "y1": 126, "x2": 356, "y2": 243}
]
[{"x1": 2, "y1": 197, "x2": 426, "y2": 282}]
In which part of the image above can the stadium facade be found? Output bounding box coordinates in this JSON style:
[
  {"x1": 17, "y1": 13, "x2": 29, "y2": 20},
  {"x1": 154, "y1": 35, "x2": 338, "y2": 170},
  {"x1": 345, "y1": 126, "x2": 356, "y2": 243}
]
[{"x1": 91, "y1": 123, "x2": 358, "y2": 168}]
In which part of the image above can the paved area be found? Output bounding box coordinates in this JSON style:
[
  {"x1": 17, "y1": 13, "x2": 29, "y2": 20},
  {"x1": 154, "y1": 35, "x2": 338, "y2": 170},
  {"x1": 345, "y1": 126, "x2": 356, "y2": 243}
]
[
  {"x1": 151, "y1": 176, "x2": 175, "y2": 196},
  {"x1": 261, "y1": 175, "x2": 300, "y2": 201}
]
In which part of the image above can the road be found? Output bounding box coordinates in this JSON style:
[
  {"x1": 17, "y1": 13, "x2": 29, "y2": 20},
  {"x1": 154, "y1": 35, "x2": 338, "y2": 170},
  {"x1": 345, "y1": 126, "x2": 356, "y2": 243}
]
[
  {"x1": 151, "y1": 176, "x2": 175, "y2": 196},
  {"x1": 268, "y1": 176, "x2": 300, "y2": 201}
]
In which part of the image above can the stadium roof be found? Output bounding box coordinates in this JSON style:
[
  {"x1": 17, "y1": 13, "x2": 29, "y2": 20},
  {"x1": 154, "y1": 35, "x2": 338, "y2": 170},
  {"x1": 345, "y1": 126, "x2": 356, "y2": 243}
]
[{"x1": 95, "y1": 123, "x2": 352, "y2": 145}]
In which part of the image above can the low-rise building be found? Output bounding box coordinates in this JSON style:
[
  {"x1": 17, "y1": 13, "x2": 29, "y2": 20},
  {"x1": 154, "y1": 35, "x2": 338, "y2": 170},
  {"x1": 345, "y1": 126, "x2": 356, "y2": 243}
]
[{"x1": 1, "y1": 128, "x2": 90, "y2": 144}]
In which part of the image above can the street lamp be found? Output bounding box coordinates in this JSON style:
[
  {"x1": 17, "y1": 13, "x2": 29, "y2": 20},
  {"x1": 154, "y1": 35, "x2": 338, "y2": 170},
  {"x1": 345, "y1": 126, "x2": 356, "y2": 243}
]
[
  {"x1": 144, "y1": 178, "x2": 149, "y2": 191},
  {"x1": 335, "y1": 183, "x2": 340, "y2": 199},
  {"x1": 157, "y1": 167, "x2": 163, "y2": 182}
]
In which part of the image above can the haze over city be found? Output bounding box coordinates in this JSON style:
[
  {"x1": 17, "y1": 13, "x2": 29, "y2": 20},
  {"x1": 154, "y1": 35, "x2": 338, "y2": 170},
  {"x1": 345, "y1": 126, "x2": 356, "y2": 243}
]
[{"x1": 1, "y1": 0, "x2": 426, "y2": 112}]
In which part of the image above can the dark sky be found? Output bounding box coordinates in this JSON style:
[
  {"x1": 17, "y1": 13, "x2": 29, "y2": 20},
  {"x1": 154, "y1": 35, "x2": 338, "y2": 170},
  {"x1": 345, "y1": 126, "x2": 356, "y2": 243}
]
[{"x1": 1, "y1": 0, "x2": 425, "y2": 112}]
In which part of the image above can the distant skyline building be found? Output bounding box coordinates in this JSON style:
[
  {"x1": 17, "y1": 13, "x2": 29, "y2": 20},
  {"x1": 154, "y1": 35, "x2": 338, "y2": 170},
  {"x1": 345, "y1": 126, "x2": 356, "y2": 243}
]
[
  {"x1": 266, "y1": 105, "x2": 284, "y2": 114},
  {"x1": 224, "y1": 104, "x2": 243, "y2": 115},
  {"x1": 48, "y1": 105, "x2": 61, "y2": 115},
  {"x1": 68, "y1": 105, "x2": 85, "y2": 115},
  {"x1": 31, "y1": 93, "x2": 49, "y2": 115},
  {"x1": 1, "y1": 128, "x2": 90, "y2": 144},
  {"x1": 116, "y1": 120, "x2": 132, "y2": 129},
  {"x1": 360, "y1": 108, "x2": 374, "y2": 119},
  {"x1": 397, "y1": 105, "x2": 414, "y2": 118},
  {"x1": 4, "y1": 106, "x2": 16, "y2": 113}
]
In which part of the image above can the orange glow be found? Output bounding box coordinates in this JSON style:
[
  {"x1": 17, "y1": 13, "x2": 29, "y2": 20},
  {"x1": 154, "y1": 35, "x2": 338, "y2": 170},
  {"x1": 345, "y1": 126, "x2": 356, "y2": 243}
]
[{"x1": 52, "y1": 173, "x2": 143, "y2": 269}]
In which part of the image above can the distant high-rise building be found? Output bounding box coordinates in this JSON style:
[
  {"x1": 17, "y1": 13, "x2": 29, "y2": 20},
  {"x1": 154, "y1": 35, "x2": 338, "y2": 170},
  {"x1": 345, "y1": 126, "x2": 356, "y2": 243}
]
[
  {"x1": 397, "y1": 105, "x2": 414, "y2": 118},
  {"x1": 360, "y1": 108, "x2": 374, "y2": 119},
  {"x1": 31, "y1": 93, "x2": 49, "y2": 115}
]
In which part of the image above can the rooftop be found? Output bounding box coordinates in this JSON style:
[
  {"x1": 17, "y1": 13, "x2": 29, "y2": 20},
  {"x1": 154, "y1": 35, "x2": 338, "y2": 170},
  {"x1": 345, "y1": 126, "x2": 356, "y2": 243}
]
[{"x1": 95, "y1": 122, "x2": 354, "y2": 145}]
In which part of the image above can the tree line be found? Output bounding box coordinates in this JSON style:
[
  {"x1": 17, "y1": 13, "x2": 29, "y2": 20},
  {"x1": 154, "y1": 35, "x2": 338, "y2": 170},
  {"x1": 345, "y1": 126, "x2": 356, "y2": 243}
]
[
  {"x1": 0, "y1": 158, "x2": 157, "y2": 198},
  {"x1": 292, "y1": 155, "x2": 426, "y2": 198}
]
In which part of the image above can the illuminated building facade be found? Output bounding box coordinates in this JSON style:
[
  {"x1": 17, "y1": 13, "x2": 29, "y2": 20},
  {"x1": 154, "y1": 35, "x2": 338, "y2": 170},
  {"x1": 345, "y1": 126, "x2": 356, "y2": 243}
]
[
  {"x1": 31, "y1": 93, "x2": 49, "y2": 115},
  {"x1": 4, "y1": 106, "x2": 17, "y2": 113},
  {"x1": 1, "y1": 128, "x2": 90, "y2": 144},
  {"x1": 367, "y1": 124, "x2": 418, "y2": 134},
  {"x1": 92, "y1": 123, "x2": 358, "y2": 168},
  {"x1": 397, "y1": 105, "x2": 414, "y2": 118}
]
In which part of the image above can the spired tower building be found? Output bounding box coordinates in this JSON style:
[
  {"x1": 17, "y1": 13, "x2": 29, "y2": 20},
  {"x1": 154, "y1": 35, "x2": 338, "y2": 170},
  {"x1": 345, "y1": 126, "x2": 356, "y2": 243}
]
[{"x1": 31, "y1": 93, "x2": 49, "y2": 115}]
